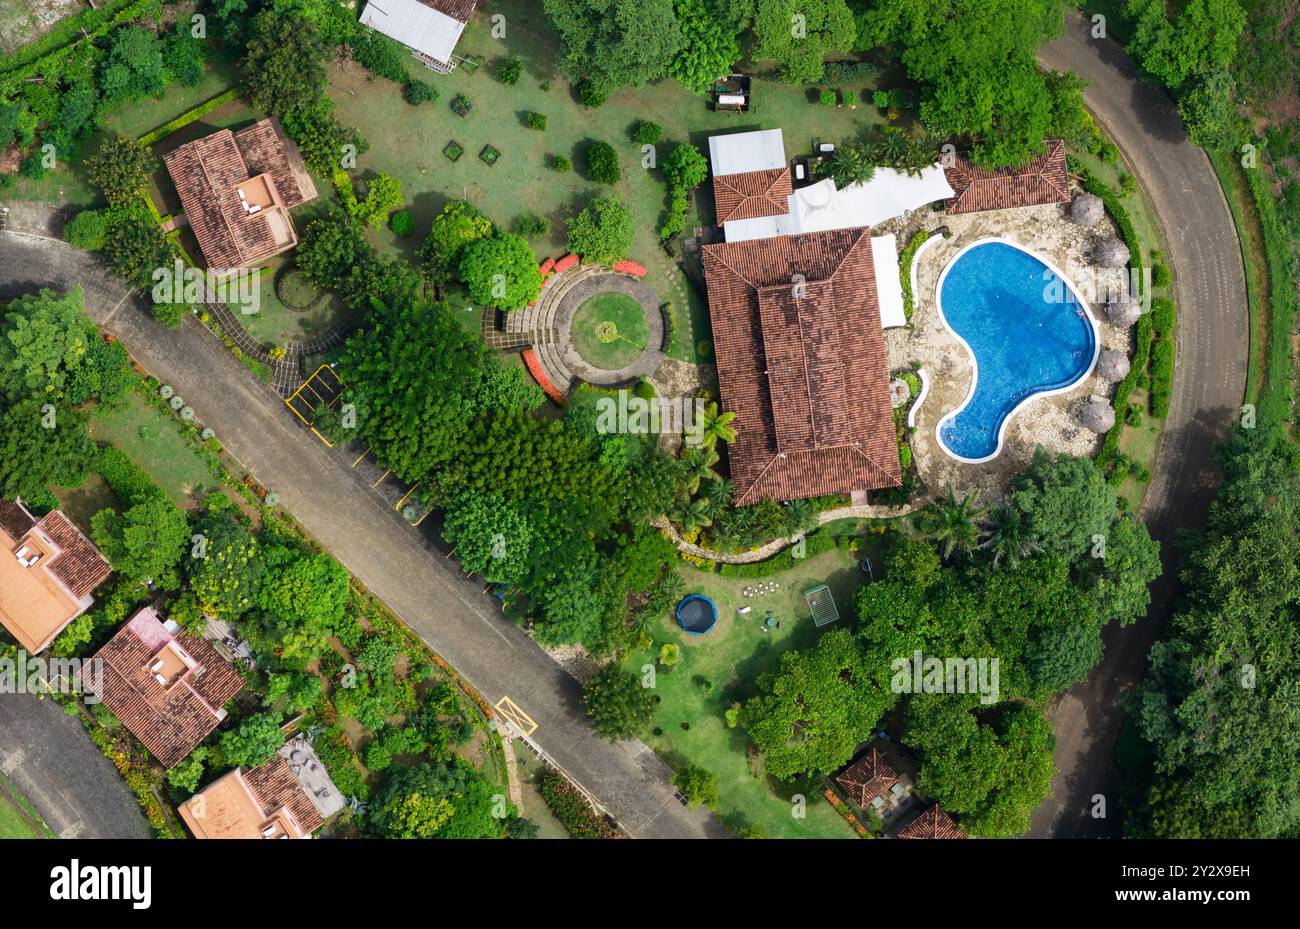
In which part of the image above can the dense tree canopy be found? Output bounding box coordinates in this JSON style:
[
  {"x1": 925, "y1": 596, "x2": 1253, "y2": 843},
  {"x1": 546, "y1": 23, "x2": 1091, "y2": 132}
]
[
  {"x1": 543, "y1": 0, "x2": 685, "y2": 97},
  {"x1": 1128, "y1": 425, "x2": 1300, "y2": 838},
  {"x1": 371, "y1": 760, "x2": 507, "y2": 838},
  {"x1": 752, "y1": 0, "x2": 857, "y2": 84},
  {"x1": 565, "y1": 196, "x2": 635, "y2": 265},
  {"x1": 458, "y1": 234, "x2": 543, "y2": 312}
]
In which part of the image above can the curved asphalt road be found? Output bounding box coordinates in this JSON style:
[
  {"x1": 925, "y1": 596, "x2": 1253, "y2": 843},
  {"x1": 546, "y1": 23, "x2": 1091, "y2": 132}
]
[
  {"x1": 0, "y1": 225, "x2": 722, "y2": 840},
  {"x1": 1031, "y1": 13, "x2": 1248, "y2": 837}
]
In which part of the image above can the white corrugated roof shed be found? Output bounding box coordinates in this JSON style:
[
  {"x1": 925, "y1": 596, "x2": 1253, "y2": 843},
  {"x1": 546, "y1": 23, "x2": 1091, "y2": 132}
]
[
  {"x1": 708, "y1": 129, "x2": 787, "y2": 177},
  {"x1": 871, "y1": 234, "x2": 906, "y2": 328},
  {"x1": 360, "y1": 0, "x2": 467, "y2": 65}
]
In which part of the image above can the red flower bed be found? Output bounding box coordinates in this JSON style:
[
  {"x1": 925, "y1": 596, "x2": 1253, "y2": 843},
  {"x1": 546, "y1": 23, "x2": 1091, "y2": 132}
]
[
  {"x1": 539, "y1": 257, "x2": 556, "y2": 277},
  {"x1": 554, "y1": 253, "x2": 580, "y2": 273},
  {"x1": 522, "y1": 348, "x2": 568, "y2": 405},
  {"x1": 612, "y1": 259, "x2": 647, "y2": 278}
]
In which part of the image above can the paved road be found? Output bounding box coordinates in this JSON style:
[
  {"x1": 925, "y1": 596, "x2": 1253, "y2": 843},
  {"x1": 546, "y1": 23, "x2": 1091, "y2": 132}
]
[
  {"x1": 0, "y1": 229, "x2": 722, "y2": 840},
  {"x1": 1032, "y1": 14, "x2": 1248, "y2": 837},
  {"x1": 0, "y1": 692, "x2": 152, "y2": 839}
]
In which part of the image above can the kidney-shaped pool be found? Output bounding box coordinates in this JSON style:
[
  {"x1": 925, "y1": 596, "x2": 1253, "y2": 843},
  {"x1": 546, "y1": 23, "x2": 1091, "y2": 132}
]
[{"x1": 935, "y1": 239, "x2": 1098, "y2": 462}]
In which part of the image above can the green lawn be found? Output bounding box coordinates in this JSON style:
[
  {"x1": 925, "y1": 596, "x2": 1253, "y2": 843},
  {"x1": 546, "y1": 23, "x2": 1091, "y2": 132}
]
[
  {"x1": 629, "y1": 545, "x2": 872, "y2": 838},
  {"x1": 88, "y1": 393, "x2": 217, "y2": 508},
  {"x1": 0, "y1": 776, "x2": 48, "y2": 839},
  {"x1": 327, "y1": 0, "x2": 886, "y2": 363},
  {"x1": 569, "y1": 292, "x2": 650, "y2": 369}
]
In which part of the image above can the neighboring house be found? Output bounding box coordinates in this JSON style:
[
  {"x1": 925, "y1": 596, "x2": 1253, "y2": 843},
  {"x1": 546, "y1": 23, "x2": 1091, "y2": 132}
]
[
  {"x1": 0, "y1": 499, "x2": 111, "y2": 654},
  {"x1": 701, "y1": 229, "x2": 901, "y2": 505},
  {"x1": 178, "y1": 737, "x2": 343, "y2": 839},
  {"x1": 359, "y1": 0, "x2": 479, "y2": 74},
  {"x1": 896, "y1": 804, "x2": 966, "y2": 839},
  {"x1": 834, "y1": 747, "x2": 909, "y2": 814},
  {"x1": 943, "y1": 139, "x2": 1069, "y2": 214},
  {"x1": 91, "y1": 606, "x2": 245, "y2": 767},
  {"x1": 163, "y1": 117, "x2": 318, "y2": 271}
]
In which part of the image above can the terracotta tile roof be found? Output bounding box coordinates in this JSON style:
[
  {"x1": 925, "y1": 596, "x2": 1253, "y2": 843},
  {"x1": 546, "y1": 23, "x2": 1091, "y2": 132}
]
[
  {"x1": 897, "y1": 804, "x2": 966, "y2": 839},
  {"x1": 701, "y1": 229, "x2": 902, "y2": 505},
  {"x1": 232, "y1": 118, "x2": 316, "y2": 208},
  {"x1": 93, "y1": 607, "x2": 245, "y2": 767},
  {"x1": 418, "y1": 0, "x2": 478, "y2": 20},
  {"x1": 835, "y1": 747, "x2": 900, "y2": 808},
  {"x1": 163, "y1": 117, "x2": 316, "y2": 270},
  {"x1": 943, "y1": 139, "x2": 1069, "y2": 214},
  {"x1": 36, "y1": 510, "x2": 112, "y2": 598},
  {"x1": 244, "y1": 758, "x2": 325, "y2": 834},
  {"x1": 0, "y1": 499, "x2": 112, "y2": 600},
  {"x1": 713, "y1": 167, "x2": 794, "y2": 224},
  {"x1": 0, "y1": 499, "x2": 33, "y2": 540}
]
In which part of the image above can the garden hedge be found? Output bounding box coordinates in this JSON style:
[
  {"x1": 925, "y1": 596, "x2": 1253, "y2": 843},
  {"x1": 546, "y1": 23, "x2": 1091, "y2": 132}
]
[{"x1": 137, "y1": 88, "x2": 240, "y2": 146}]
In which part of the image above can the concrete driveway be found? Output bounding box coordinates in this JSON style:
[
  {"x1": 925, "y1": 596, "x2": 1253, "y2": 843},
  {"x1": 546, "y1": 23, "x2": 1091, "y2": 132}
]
[
  {"x1": 0, "y1": 227, "x2": 722, "y2": 839},
  {"x1": 1033, "y1": 13, "x2": 1248, "y2": 837},
  {"x1": 0, "y1": 692, "x2": 152, "y2": 839}
]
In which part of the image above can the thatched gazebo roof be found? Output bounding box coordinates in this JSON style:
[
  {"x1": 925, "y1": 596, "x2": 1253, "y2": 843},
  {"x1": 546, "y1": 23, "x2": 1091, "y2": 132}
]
[
  {"x1": 1105, "y1": 294, "x2": 1142, "y2": 328},
  {"x1": 1070, "y1": 192, "x2": 1104, "y2": 227},
  {"x1": 1096, "y1": 236, "x2": 1131, "y2": 268},
  {"x1": 1080, "y1": 397, "x2": 1116, "y2": 432},
  {"x1": 1096, "y1": 349, "x2": 1130, "y2": 382}
]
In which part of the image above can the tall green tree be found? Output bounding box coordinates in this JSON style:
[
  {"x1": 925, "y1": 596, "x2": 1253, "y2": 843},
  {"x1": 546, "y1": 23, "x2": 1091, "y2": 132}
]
[
  {"x1": 543, "y1": 0, "x2": 685, "y2": 96},
  {"x1": 669, "y1": 0, "x2": 741, "y2": 92},
  {"x1": 583, "y1": 664, "x2": 657, "y2": 740},
  {"x1": 752, "y1": 0, "x2": 857, "y2": 84}
]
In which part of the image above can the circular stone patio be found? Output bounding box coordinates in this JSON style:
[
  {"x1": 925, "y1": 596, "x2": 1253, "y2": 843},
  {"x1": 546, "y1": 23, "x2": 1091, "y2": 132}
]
[{"x1": 555, "y1": 272, "x2": 665, "y2": 387}]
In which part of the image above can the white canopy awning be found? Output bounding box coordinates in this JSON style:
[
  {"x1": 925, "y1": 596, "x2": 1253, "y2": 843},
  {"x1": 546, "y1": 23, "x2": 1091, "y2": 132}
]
[{"x1": 788, "y1": 165, "x2": 955, "y2": 233}]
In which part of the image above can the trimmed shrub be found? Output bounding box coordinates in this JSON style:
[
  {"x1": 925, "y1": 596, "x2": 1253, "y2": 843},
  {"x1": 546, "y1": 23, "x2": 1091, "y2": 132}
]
[
  {"x1": 577, "y1": 81, "x2": 607, "y2": 108},
  {"x1": 389, "y1": 209, "x2": 414, "y2": 237},
  {"x1": 819, "y1": 89, "x2": 837, "y2": 106},
  {"x1": 510, "y1": 212, "x2": 549, "y2": 237},
  {"x1": 551, "y1": 154, "x2": 571, "y2": 172},
  {"x1": 496, "y1": 56, "x2": 523, "y2": 85},
  {"x1": 450, "y1": 94, "x2": 472, "y2": 117},
  {"x1": 526, "y1": 111, "x2": 547, "y2": 131},
  {"x1": 1149, "y1": 298, "x2": 1176, "y2": 338},
  {"x1": 403, "y1": 80, "x2": 438, "y2": 105},
  {"x1": 585, "y1": 141, "x2": 620, "y2": 184},
  {"x1": 718, "y1": 531, "x2": 836, "y2": 578},
  {"x1": 631, "y1": 119, "x2": 662, "y2": 144},
  {"x1": 1152, "y1": 263, "x2": 1171, "y2": 287}
]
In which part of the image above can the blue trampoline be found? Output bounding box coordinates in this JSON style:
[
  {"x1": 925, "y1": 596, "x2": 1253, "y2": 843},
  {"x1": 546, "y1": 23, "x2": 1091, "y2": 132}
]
[{"x1": 676, "y1": 594, "x2": 717, "y2": 634}]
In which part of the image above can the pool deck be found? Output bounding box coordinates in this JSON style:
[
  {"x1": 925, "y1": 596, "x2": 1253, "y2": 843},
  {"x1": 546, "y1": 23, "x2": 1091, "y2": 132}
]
[{"x1": 886, "y1": 202, "x2": 1130, "y2": 503}]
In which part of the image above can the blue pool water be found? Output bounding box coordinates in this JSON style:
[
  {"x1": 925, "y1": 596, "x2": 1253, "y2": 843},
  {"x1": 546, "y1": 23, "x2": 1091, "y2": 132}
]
[{"x1": 936, "y1": 241, "x2": 1097, "y2": 461}]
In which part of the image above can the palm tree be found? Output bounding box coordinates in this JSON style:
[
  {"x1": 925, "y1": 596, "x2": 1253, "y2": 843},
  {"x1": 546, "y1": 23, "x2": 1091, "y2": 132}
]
[
  {"x1": 697, "y1": 402, "x2": 737, "y2": 449},
  {"x1": 981, "y1": 506, "x2": 1031, "y2": 567},
  {"x1": 673, "y1": 496, "x2": 714, "y2": 533},
  {"x1": 699, "y1": 489, "x2": 731, "y2": 524},
  {"x1": 782, "y1": 498, "x2": 817, "y2": 537},
  {"x1": 871, "y1": 126, "x2": 909, "y2": 166},
  {"x1": 923, "y1": 484, "x2": 985, "y2": 560},
  {"x1": 681, "y1": 444, "x2": 721, "y2": 495},
  {"x1": 828, "y1": 145, "x2": 876, "y2": 188},
  {"x1": 898, "y1": 132, "x2": 941, "y2": 177}
]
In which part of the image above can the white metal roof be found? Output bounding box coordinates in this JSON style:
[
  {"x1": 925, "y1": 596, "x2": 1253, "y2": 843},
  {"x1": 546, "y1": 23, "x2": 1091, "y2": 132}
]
[
  {"x1": 788, "y1": 166, "x2": 955, "y2": 233},
  {"x1": 360, "y1": 0, "x2": 467, "y2": 65},
  {"x1": 708, "y1": 129, "x2": 787, "y2": 177},
  {"x1": 871, "y1": 234, "x2": 906, "y2": 328}
]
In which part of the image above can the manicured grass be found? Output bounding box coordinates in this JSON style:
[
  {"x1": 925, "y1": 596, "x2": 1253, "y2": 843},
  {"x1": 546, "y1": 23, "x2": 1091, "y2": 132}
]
[
  {"x1": 629, "y1": 545, "x2": 870, "y2": 838},
  {"x1": 326, "y1": 0, "x2": 885, "y2": 363},
  {"x1": 569, "y1": 292, "x2": 649, "y2": 369},
  {"x1": 88, "y1": 393, "x2": 216, "y2": 508},
  {"x1": 0, "y1": 776, "x2": 48, "y2": 839}
]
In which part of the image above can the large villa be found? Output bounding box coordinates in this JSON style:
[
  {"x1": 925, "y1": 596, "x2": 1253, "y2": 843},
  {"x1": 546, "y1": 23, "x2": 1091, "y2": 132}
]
[{"x1": 698, "y1": 128, "x2": 1118, "y2": 506}]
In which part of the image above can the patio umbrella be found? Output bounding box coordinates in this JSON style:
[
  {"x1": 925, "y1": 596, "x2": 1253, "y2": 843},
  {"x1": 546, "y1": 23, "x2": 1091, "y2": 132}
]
[
  {"x1": 1096, "y1": 349, "x2": 1130, "y2": 382},
  {"x1": 1096, "y1": 236, "x2": 1131, "y2": 268},
  {"x1": 1070, "y1": 193, "x2": 1104, "y2": 227},
  {"x1": 1105, "y1": 295, "x2": 1142, "y2": 328},
  {"x1": 1080, "y1": 397, "x2": 1116, "y2": 433}
]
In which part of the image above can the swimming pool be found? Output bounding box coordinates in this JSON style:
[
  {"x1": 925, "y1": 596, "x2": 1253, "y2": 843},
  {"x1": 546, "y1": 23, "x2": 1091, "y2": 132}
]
[{"x1": 935, "y1": 239, "x2": 1098, "y2": 462}]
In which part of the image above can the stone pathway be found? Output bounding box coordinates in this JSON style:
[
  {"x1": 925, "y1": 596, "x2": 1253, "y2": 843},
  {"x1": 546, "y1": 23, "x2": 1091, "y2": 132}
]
[{"x1": 656, "y1": 497, "x2": 922, "y2": 565}]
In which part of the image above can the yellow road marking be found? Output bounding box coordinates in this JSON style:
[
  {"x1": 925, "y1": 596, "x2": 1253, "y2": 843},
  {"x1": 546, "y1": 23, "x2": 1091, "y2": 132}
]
[
  {"x1": 371, "y1": 468, "x2": 391, "y2": 489},
  {"x1": 394, "y1": 483, "x2": 420, "y2": 510},
  {"x1": 351, "y1": 447, "x2": 370, "y2": 467},
  {"x1": 494, "y1": 696, "x2": 538, "y2": 736}
]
